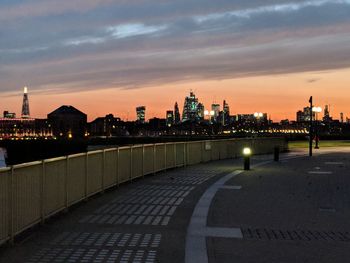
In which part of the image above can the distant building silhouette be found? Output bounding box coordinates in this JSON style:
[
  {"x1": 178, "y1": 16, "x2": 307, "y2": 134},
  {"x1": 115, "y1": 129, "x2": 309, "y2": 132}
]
[
  {"x1": 222, "y1": 100, "x2": 230, "y2": 125},
  {"x1": 166, "y1": 111, "x2": 174, "y2": 127},
  {"x1": 89, "y1": 114, "x2": 121, "y2": 137},
  {"x1": 136, "y1": 106, "x2": 146, "y2": 123},
  {"x1": 323, "y1": 105, "x2": 333, "y2": 123},
  {"x1": 296, "y1": 107, "x2": 315, "y2": 122},
  {"x1": 48, "y1": 105, "x2": 87, "y2": 138},
  {"x1": 3, "y1": 111, "x2": 16, "y2": 119},
  {"x1": 21, "y1": 86, "x2": 30, "y2": 119},
  {"x1": 174, "y1": 102, "x2": 181, "y2": 124}
]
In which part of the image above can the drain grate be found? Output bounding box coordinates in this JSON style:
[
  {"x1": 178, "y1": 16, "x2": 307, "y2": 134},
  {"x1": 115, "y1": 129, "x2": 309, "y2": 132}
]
[{"x1": 242, "y1": 228, "x2": 350, "y2": 242}]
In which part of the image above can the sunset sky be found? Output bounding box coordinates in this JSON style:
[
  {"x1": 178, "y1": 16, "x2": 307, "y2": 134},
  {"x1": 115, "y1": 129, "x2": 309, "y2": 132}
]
[{"x1": 1, "y1": 0, "x2": 350, "y2": 121}]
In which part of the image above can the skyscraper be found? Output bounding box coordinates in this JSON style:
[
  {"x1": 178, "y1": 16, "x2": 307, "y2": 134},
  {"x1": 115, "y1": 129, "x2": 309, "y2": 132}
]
[
  {"x1": 182, "y1": 91, "x2": 198, "y2": 122},
  {"x1": 222, "y1": 100, "x2": 230, "y2": 125},
  {"x1": 211, "y1": 103, "x2": 220, "y2": 122},
  {"x1": 136, "y1": 106, "x2": 146, "y2": 123},
  {"x1": 21, "y1": 86, "x2": 30, "y2": 119},
  {"x1": 197, "y1": 103, "x2": 205, "y2": 121},
  {"x1": 174, "y1": 102, "x2": 180, "y2": 124}
]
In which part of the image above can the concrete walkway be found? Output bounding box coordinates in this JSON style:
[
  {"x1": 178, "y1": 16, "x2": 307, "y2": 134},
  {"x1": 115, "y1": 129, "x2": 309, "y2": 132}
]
[{"x1": 1, "y1": 148, "x2": 350, "y2": 262}]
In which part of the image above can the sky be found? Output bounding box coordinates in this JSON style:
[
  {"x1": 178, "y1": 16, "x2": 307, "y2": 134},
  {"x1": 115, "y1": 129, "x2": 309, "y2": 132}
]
[{"x1": 1, "y1": 0, "x2": 350, "y2": 121}]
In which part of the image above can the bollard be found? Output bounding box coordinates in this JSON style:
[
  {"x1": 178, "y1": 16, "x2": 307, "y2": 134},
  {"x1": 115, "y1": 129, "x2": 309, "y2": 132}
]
[
  {"x1": 274, "y1": 146, "x2": 280, "y2": 162},
  {"x1": 244, "y1": 156, "x2": 250, "y2": 170},
  {"x1": 243, "y1": 147, "x2": 251, "y2": 171}
]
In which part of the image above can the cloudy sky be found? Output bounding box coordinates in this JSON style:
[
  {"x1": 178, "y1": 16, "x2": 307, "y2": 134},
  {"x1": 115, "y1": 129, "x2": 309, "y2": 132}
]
[{"x1": 1, "y1": 0, "x2": 350, "y2": 120}]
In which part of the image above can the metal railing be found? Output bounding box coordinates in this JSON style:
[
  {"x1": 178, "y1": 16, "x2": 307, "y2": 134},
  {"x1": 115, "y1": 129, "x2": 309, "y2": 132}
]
[{"x1": 0, "y1": 137, "x2": 286, "y2": 246}]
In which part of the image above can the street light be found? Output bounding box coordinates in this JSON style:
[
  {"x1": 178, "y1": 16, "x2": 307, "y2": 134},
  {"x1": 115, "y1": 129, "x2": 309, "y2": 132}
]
[
  {"x1": 312, "y1": 106, "x2": 322, "y2": 149},
  {"x1": 204, "y1": 110, "x2": 215, "y2": 123},
  {"x1": 243, "y1": 147, "x2": 252, "y2": 170}
]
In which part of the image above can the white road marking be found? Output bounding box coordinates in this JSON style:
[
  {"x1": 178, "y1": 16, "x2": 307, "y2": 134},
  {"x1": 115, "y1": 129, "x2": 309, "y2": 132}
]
[
  {"x1": 308, "y1": 171, "x2": 333, "y2": 174},
  {"x1": 325, "y1": 162, "x2": 344, "y2": 165},
  {"x1": 185, "y1": 170, "x2": 243, "y2": 263},
  {"x1": 185, "y1": 154, "x2": 313, "y2": 263},
  {"x1": 204, "y1": 227, "x2": 243, "y2": 238},
  {"x1": 220, "y1": 185, "x2": 242, "y2": 190}
]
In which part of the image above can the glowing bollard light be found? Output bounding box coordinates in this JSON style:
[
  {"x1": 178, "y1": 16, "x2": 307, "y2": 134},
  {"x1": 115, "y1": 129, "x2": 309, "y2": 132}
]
[{"x1": 243, "y1": 147, "x2": 252, "y2": 171}]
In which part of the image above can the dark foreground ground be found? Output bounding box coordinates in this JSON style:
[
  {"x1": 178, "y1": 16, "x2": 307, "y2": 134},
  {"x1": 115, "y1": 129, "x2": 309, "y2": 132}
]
[{"x1": 1, "y1": 147, "x2": 350, "y2": 263}]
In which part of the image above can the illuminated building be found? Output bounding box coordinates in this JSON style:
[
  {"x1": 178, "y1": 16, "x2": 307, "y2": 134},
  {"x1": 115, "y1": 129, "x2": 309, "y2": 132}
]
[
  {"x1": 182, "y1": 91, "x2": 199, "y2": 122},
  {"x1": 197, "y1": 103, "x2": 205, "y2": 121},
  {"x1": 211, "y1": 103, "x2": 220, "y2": 122},
  {"x1": 21, "y1": 86, "x2": 30, "y2": 119},
  {"x1": 296, "y1": 107, "x2": 315, "y2": 122},
  {"x1": 136, "y1": 106, "x2": 146, "y2": 123},
  {"x1": 222, "y1": 100, "x2": 230, "y2": 125}
]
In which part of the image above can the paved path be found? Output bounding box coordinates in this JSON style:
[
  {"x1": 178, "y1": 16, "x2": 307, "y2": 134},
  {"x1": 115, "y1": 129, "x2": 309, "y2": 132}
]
[{"x1": 0, "y1": 148, "x2": 350, "y2": 262}]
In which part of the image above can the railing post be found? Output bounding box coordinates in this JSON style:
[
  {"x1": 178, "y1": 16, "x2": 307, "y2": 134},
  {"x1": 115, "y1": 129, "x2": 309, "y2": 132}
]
[
  {"x1": 8, "y1": 166, "x2": 14, "y2": 245},
  {"x1": 85, "y1": 152, "x2": 88, "y2": 200},
  {"x1": 164, "y1": 144, "x2": 167, "y2": 171},
  {"x1": 174, "y1": 143, "x2": 177, "y2": 168},
  {"x1": 153, "y1": 144, "x2": 156, "y2": 174},
  {"x1": 142, "y1": 145, "x2": 145, "y2": 178},
  {"x1": 64, "y1": 156, "x2": 69, "y2": 211},
  {"x1": 102, "y1": 150, "x2": 105, "y2": 192},
  {"x1": 116, "y1": 148, "x2": 120, "y2": 187},
  {"x1": 40, "y1": 160, "x2": 45, "y2": 225},
  {"x1": 184, "y1": 142, "x2": 187, "y2": 167},
  {"x1": 130, "y1": 147, "x2": 133, "y2": 181}
]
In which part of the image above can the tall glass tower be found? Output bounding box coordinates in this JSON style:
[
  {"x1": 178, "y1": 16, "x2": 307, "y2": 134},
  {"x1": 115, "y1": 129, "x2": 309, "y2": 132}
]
[{"x1": 21, "y1": 86, "x2": 30, "y2": 118}]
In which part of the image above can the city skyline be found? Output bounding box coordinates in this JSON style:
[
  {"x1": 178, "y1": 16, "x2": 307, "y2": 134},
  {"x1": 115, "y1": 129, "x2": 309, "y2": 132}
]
[
  {"x1": 1, "y1": 1, "x2": 350, "y2": 121},
  {"x1": 0, "y1": 86, "x2": 346, "y2": 123}
]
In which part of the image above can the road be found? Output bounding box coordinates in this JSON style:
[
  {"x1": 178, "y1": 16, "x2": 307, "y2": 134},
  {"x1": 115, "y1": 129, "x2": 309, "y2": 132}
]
[{"x1": 0, "y1": 147, "x2": 350, "y2": 262}]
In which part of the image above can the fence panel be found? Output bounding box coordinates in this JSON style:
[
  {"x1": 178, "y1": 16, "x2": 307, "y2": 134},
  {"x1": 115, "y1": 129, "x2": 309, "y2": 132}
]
[
  {"x1": 13, "y1": 162, "x2": 42, "y2": 235},
  {"x1": 103, "y1": 149, "x2": 117, "y2": 188},
  {"x1": 211, "y1": 141, "x2": 220, "y2": 160},
  {"x1": 43, "y1": 158, "x2": 66, "y2": 217},
  {"x1": 176, "y1": 143, "x2": 185, "y2": 167},
  {"x1": 132, "y1": 146, "x2": 143, "y2": 179},
  {"x1": 155, "y1": 144, "x2": 166, "y2": 172},
  {"x1": 87, "y1": 151, "x2": 103, "y2": 196},
  {"x1": 143, "y1": 145, "x2": 154, "y2": 175},
  {"x1": 119, "y1": 147, "x2": 131, "y2": 183},
  {"x1": 228, "y1": 139, "x2": 241, "y2": 158},
  {"x1": 187, "y1": 142, "x2": 202, "y2": 165},
  {"x1": 166, "y1": 143, "x2": 176, "y2": 169},
  {"x1": 201, "y1": 141, "x2": 212, "y2": 162},
  {"x1": 0, "y1": 169, "x2": 10, "y2": 245},
  {"x1": 219, "y1": 140, "x2": 229, "y2": 159},
  {"x1": 67, "y1": 154, "x2": 86, "y2": 205}
]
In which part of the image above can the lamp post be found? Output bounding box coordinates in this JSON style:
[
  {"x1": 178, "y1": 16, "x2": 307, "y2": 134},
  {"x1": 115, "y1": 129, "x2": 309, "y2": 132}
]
[
  {"x1": 312, "y1": 106, "x2": 322, "y2": 149},
  {"x1": 309, "y1": 96, "x2": 313, "y2": 157}
]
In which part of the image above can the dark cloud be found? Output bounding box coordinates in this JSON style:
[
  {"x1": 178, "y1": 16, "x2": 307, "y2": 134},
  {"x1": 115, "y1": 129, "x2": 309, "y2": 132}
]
[{"x1": 1, "y1": 0, "x2": 350, "y2": 94}]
